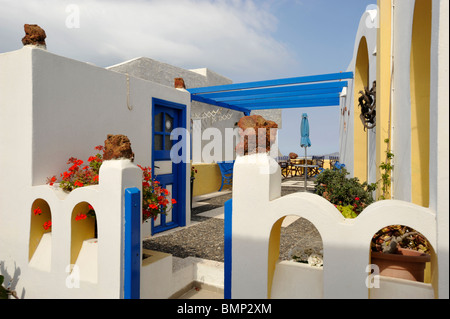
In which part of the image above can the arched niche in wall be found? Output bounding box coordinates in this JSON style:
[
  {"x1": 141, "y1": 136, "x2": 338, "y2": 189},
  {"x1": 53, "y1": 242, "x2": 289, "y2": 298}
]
[
  {"x1": 70, "y1": 201, "x2": 97, "y2": 266},
  {"x1": 353, "y1": 36, "x2": 369, "y2": 183},
  {"x1": 369, "y1": 224, "x2": 436, "y2": 298},
  {"x1": 410, "y1": 0, "x2": 431, "y2": 207},
  {"x1": 268, "y1": 215, "x2": 323, "y2": 299},
  {"x1": 29, "y1": 199, "x2": 52, "y2": 269}
]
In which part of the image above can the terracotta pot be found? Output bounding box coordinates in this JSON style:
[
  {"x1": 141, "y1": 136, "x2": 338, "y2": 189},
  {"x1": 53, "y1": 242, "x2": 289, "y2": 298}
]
[{"x1": 371, "y1": 248, "x2": 431, "y2": 282}]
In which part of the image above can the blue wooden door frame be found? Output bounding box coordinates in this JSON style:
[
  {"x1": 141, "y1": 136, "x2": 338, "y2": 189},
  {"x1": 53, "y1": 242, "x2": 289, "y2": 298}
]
[
  {"x1": 151, "y1": 98, "x2": 187, "y2": 235},
  {"x1": 124, "y1": 187, "x2": 141, "y2": 299}
]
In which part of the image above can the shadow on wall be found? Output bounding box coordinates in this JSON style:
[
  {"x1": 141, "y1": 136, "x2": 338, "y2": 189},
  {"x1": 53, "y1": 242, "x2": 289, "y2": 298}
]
[{"x1": 0, "y1": 261, "x2": 22, "y2": 299}]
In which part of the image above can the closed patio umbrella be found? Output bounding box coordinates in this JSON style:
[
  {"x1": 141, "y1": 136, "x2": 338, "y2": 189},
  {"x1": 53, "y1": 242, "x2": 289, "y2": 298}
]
[{"x1": 300, "y1": 113, "x2": 311, "y2": 191}]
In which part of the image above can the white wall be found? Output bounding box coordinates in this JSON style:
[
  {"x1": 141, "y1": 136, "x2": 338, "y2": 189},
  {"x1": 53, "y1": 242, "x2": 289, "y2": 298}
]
[
  {"x1": 429, "y1": 0, "x2": 449, "y2": 299},
  {"x1": 339, "y1": 10, "x2": 377, "y2": 179},
  {"x1": 28, "y1": 49, "x2": 190, "y2": 184},
  {"x1": 231, "y1": 153, "x2": 437, "y2": 299},
  {"x1": 391, "y1": 0, "x2": 415, "y2": 202},
  {"x1": 0, "y1": 47, "x2": 191, "y2": 298},
  {"x1": 338, "y1": 1, "x2": 449, "y2": 298}
]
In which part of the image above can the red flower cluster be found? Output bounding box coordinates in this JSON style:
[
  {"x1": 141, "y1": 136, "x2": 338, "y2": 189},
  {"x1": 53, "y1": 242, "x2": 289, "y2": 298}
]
[
  {"x1": 138, "y1": 165, "x2": 176, "y2": 222},
  {"x1": 75, "y1": 213, "x2": 87, "y2": 221},
  {"x1": 43, "y1": 220, "x2": 52, "y2": 230},
  {"x1": 47, "y1": 146, "x2": 104, "y2": 192},
  {"x1": 47, "y1": 145, "x2": 176, "y2": 224},
  {"x1": 33, "y1": 206, "x2": 52, "y2": 230}
]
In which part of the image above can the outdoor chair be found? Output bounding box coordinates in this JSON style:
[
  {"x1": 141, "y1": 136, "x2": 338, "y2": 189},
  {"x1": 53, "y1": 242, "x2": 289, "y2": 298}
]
[
  {"x1": 217, "y1": 161, "x2": 235, "y2": 191},
  {"x1": 333, "y1": 161, "x2": 346, "y2": 171},
  {"x1": 312, "y1": 156, "x2": 325, "y2": 176},
  {"x1": 329, "y1": 155, "x2": 339, "y2": 169},
  {"x1": 276, "y1": 156, "x2": 290, "y2": 178}
]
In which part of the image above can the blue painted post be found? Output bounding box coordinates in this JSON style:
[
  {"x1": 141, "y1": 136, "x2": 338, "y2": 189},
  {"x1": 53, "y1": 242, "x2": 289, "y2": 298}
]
[
  {"x1": 124, "y1": 187, "x2": 141, "y2": 299},
  {"x1": 224, "y1": 199, "x2": 233, "y2": 299}
]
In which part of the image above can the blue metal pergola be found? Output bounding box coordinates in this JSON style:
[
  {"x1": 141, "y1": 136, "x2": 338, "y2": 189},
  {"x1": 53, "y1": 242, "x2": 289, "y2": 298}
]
[{"x1": 187, "y1": 71, "x2": 354, "y2": 115}]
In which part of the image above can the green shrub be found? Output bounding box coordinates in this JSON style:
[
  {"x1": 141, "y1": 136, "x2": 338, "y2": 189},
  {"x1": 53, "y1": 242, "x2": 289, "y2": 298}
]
[{"x1": 315, "y1": 168, "x2": 377, "y2": 215}]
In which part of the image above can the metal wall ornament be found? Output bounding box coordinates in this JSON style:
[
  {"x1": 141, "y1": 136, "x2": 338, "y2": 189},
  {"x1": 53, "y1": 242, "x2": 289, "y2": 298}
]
[{"x1": 358, "y1": 81, "x2": 376, "y2": 130}]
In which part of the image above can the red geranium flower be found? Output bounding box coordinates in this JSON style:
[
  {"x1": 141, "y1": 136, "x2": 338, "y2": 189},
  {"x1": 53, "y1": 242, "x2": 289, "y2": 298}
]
[
  {"x1": 75, "y1": 213, "x2": 87, "y2": 221},
  {"x1": 74, "y1": 181, "x2": 84, "y2": 187},
  {"x1": 43, "y1": 220, "x2": 52, "y2": 230},
  {"x1": 47, "y1": 176, "x2": 57, "y2": 186},
  {"x1": 33, "y1": 207, "x2": 42, "y2": 216}
]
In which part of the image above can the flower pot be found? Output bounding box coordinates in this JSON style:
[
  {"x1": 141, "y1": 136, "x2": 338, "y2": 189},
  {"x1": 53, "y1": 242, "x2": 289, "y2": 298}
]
[{"x1": 371, "y1": 248, "x2": 431, "y2": 282}]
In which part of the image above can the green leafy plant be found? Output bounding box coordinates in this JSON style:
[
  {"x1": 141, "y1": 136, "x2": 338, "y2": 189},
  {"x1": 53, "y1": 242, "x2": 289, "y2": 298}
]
[
  {"x1": 379, "y1": 138, "x2": 394, "y2": 200},
  {"x1": 336, "y1": 205, "x2": 358, "y2": 219},
  {"x1": 315, "y1": 168, "x2": 377, "y2": 216}
]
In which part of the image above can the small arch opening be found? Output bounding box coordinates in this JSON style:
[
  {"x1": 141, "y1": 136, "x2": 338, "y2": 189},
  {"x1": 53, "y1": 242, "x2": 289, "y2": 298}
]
[
  {"x1": 71, "y1": 202, "x2": 97, "y2": 266},
  {"x1": 410, "y1": 0, "x2": 432, "y2": 207},
  {"x1": 268, "y1": 215, "x2": 323, "y2": 299},
  {"x1": 29, "y1": 199, "x2": 52, "y2": 270},
  {"x1": 369, "y1": 224, "x2": 436, "y2": 298},
  {"x1": 353, "y1": 36, "x2": 369, "y2": 182}
]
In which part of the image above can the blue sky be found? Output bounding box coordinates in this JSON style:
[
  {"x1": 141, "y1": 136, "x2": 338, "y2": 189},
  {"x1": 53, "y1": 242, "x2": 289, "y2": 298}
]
[
  {"x1": 0, "y1": 0, "x2": 376, "y2": 157},
  {"x1": 271, "y1": 0, "x2": 377, "y2": 157}
]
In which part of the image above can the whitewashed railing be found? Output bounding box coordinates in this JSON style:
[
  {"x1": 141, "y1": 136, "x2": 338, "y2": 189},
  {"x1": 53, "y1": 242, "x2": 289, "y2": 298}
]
[
  {"x1": 227, "y1": 154, "x2": 437, "y2": 299},
  {"x1": 21, "y1": 160, "x2": 142, "y2": 298}
]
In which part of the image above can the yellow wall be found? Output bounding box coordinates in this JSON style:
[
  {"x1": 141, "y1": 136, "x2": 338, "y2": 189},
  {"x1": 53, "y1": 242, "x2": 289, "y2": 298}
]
[
  {"x1": 267, "y1": 217, "x2": 284, "y2": 299},
  {"x1": 376, "y1": 0, "x2": 392, "y2": 199},
  {"x1": 410, "y1": 0, "x2": 431, "y2": 207},
  {"x1": 354, "y1": 36, "x2": 369, "y2": 182},
  {"x1": 71, "y1": 202, "x2": 96, "y2": 265},
  {"x1": 191, "y1": 163, "x2": 224, "y2": 196}
]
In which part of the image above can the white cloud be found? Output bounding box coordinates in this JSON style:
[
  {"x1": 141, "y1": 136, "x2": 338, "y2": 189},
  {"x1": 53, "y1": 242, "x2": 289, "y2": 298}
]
[{"x1": 0, "y1": 0, "x2": 298, "y2": 81}]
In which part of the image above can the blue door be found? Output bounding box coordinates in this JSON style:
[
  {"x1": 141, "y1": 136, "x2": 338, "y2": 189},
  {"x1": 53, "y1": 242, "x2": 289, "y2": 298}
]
[{"x1": 152, "y1": 99, "x2": 187, "y2": 235}]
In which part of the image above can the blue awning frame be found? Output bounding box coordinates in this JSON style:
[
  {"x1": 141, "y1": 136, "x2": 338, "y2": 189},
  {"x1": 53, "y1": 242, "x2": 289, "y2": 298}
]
[{"x1": 187, "y1": 72, "x2": 354, "y2": 116}]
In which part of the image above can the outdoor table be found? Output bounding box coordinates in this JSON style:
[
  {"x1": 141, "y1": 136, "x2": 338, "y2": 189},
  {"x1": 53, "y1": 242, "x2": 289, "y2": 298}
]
[{"x1": 291, "y1": 164, "x2": 318, "y2": 178}]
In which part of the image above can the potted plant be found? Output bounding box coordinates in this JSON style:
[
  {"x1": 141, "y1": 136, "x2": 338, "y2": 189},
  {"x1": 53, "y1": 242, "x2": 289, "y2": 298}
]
[
  {"x1": 315, "y1": 164, "x2": 432, "y2": 283},
  {"x1": 370, "y1": 225, "x2": 431, "y2": 282}
]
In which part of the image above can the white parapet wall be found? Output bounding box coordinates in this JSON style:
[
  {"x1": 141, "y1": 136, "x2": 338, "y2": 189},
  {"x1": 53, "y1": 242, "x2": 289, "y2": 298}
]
[
  {"x1": 230, "y1": 153, "x2": 439, "y2": 299},
  {"x1": 0, "y1": 159, "x2": 142, "y2": 298}
]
